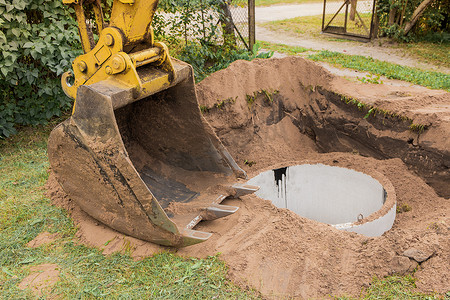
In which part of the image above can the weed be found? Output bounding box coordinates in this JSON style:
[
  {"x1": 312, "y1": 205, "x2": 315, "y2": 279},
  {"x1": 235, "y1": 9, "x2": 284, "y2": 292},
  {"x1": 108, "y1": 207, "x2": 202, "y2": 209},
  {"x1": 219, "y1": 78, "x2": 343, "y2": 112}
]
[
  {"x1": 358, "y1": 275, "x2": 440, "y2": 299},
  {"x1": 246, "y1": 89, "x2": 279, "y2": 108},
  {"x1": 338, "y1": 94, "x2": 430, "y2": 135},
  {"x1": 199, "y1": 97, "x2": 236, "y2": 113},
  {"x1": 215, "y1": 97, "x2": 236, "y2": 110},
  {"x1": 216, "y1": 100, "x2": 226, "y2": 110},
  {"x1": 357, "y1": 74, "x2": 383, "y2": 84},
  {"x1": 352, "y1": 149, "x2": 360, "y2": 155},
  {"x1": 244, "y1": 160, "x2": 256, "y2": 167},
  {"x1": 396, "y1": 203, "x2": 412, "y2": 213},
  {"x1": 409, "y1": 123, "x2": 428, "y2": 134},
  {"x1": 104, "y1": 238, "x2": 114, "y2": 246},
  {"x1": 261, "y1": 89, "x2": 279, "y2": 103},
  {"x1": 121, "y1": 239, "x2": 136, "y2": 255},
  {"x1": 199, "y1": 105, "x2": 210, "y2": 114}
]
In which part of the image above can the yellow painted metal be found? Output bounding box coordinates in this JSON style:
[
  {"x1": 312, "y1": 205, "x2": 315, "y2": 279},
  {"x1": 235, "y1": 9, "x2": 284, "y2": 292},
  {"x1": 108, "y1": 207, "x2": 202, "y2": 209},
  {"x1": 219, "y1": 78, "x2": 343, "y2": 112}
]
[
  {"x1": 130, "y1": 47, "x2": 161, "y2": 66},
  {"x1": 73, "y1": 2, "x2": 94, "y2": 53},
  {"x1": 110, "y1": 0, "x2": 158, "y2": 44},
  {"x1": 61, "y1": 0, "x2": 176, "y2": 112},
  {"x1": 92, "y1": 0, "x2": 106, "y2": 33}
]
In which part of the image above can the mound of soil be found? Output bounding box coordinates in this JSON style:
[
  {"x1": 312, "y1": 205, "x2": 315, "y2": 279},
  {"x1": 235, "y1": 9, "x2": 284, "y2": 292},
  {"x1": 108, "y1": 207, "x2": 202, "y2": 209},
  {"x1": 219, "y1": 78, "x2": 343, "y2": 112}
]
[{"x1": 46, "y1": 57, "x2": 449, "y2": 298}]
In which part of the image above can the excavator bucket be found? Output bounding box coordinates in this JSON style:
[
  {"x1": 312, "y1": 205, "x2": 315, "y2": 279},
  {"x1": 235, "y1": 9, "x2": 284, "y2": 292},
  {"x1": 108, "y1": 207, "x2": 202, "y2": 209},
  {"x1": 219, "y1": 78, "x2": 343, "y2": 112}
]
[{"x1": 48, "y1": 60, "x2": 258, "y2": 247}]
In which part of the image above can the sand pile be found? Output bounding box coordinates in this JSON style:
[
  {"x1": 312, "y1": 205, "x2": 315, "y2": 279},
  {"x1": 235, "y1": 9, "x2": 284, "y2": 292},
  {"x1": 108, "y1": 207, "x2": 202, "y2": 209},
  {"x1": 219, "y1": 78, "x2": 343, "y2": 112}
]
[{"x1": 46, "y1": 57, "x2": 449, "y2": 298}]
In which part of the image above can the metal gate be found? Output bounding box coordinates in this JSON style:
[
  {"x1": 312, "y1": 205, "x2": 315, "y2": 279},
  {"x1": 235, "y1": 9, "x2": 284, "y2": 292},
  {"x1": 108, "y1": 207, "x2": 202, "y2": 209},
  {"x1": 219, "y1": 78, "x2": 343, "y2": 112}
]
[
  {"x1": 322, "y1": 0, "x2": 376, "y2": 41},
  {"x1": 229, "y1": 0, "x2": 256, "y2": 51}
]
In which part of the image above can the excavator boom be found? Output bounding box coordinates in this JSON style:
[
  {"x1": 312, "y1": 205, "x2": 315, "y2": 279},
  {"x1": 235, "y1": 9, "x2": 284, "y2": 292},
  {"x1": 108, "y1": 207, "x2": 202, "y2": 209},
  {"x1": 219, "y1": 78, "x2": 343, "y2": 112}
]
[{"x1": 48, "y1": 0, "x2": 257, "y2": 247}]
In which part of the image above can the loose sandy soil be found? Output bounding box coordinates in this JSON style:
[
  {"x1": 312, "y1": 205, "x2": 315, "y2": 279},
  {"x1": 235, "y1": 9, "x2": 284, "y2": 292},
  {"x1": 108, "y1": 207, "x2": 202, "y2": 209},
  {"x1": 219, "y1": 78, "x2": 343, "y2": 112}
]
[
  {"x1": 46, "y1": 57, "x2": 449, "y2": 299},
  {"x1": 18, "y1": 264, "x2": 60, "y2": 297}
]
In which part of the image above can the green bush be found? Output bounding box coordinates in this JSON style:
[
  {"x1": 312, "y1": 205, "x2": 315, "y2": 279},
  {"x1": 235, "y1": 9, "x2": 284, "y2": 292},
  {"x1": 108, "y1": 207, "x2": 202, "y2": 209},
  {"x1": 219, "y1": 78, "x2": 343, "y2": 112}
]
[
  {"x1": 155, "y1": 0, "x2": 273, "y2": 81},
  {"x1": 178, "y1": 42, "x2": 273, "y2": 82},
  {"x1": 376, "y1": 0, "x2": 449, "y2": 40},
  {"x1": 0, "y1": 0, "x2": 80, "y2": 138}
]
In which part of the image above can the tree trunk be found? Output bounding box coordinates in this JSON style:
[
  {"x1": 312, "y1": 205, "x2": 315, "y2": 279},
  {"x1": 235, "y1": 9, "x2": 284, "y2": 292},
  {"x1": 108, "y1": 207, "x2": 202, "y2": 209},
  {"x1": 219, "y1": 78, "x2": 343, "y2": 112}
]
[
  {"x1": 388, "y1": 7, "x2": 397, "y2": 26},
  {"x1": 219, "y1": 1, "x2": 236, "y2": 46},
  {"x1": 371, "y1": 6, "x2": 379, "y2": 39},
  {"x1": 350, "y1": 0, "x2": 357, "y2": 21},
  {"x1": 399, "y1": 0, "x2": 409, "y2": 27},
  {"x1": 403, "y1": 0, "x2": 435, "y2": 34}
]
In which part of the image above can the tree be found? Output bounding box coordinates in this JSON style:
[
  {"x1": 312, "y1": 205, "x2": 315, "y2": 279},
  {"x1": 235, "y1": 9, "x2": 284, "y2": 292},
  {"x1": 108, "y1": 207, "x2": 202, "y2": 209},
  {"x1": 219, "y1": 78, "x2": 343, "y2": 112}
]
[
  {"x1": 403, "y1": 0, "x2": 435, "y2": 34},
  {"x1": 376, "y1": 0, "x2": 448, "y2": 38}
]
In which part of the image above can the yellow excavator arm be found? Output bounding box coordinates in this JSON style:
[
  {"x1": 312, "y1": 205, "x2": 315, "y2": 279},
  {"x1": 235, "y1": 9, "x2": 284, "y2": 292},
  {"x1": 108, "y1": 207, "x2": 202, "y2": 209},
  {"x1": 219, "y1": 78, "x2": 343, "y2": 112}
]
[{"x1": 61, "y1": 0, "x2": 175, "y2": 104}]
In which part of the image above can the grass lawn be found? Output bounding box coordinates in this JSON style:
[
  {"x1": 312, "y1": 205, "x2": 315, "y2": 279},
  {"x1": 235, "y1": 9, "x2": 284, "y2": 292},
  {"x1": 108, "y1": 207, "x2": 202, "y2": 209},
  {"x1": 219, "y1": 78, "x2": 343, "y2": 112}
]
[
  {"x1": 260, "y1": 14, "x2": 324, "y2": 36},
  {"x1": 255, "y1": 0, "x2": 322, "y2": 6},
  {"x1": 258, "y1": 41, "x2": 311, "y2": 54},
  {"x1": 0, "y1": 116, "x2": 446, "y2": 298},
  {"x1": 260, "y1": 15, "x2": 450, "y2": 68},
  {"x1": 396, "y1": 40, "x2": 450, "y2": 68},
  {"x1": 308, "y1": 50, "x2": 450, "y2": 91},
  {"x1": 262, "y1": 13, "x2": 372, "y2": 38}
]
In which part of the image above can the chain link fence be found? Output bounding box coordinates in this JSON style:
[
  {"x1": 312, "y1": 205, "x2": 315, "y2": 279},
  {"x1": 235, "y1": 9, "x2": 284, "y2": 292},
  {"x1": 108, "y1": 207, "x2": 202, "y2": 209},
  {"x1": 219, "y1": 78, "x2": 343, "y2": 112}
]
[
  {"x1": 154, "y1": 0, "x2": 255, "y2": 51},
  {"x1": 229, "y1": 0, "x2": 255, "y2": 50}
]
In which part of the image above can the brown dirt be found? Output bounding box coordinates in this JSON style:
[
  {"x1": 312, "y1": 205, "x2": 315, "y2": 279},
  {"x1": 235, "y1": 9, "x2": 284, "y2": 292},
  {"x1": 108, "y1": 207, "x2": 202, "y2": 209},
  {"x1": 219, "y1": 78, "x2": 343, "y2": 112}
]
[
  {"x1": 46, "y1": 57, "x2": 449, "y2": 299},
  {"x1": 26, "y1": 232, "x2": 59, "y2": 248},
  {"x1": 18, "y1": 264, "x2": 60, "y2": 297}
]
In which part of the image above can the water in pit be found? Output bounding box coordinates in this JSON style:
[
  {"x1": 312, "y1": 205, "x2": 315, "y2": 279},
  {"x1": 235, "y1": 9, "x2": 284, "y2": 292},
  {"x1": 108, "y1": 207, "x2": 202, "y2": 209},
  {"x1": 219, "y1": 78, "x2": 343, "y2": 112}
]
[{"x1": 247, "y1": 164, "x2": 396, "y2": 236}]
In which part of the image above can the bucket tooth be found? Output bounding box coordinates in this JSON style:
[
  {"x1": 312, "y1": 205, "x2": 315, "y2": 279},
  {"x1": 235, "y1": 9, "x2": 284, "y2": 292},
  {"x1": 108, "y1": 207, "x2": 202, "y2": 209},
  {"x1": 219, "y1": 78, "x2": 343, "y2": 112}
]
[
  {"x1": 202, "y1": 204, "x2": 239, "y2": 221},
  {"x1": 180, "y1": 228, "x2": 212, "y2": 245},
  {"x1": 231, "y1": 183, "x2": 260, "y2": 198}
]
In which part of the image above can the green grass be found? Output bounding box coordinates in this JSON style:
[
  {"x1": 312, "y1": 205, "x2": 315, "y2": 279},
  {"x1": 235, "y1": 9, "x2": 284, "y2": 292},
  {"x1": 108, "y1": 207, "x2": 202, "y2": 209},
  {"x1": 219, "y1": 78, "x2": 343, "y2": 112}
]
[
  {"x1": 255, "y1": 0, "x2": 322, "y2": 6},
  {"x1": 0, "y1": 121, "x2": 260, "y2": 299},
  {"x1": 261, "y1": 14, "x2": 324, "y2": 36},
  {"x1": 258, "y1": 41, "x2": 450, "y2": 91},
  {"x1": 308, "y1": 50, "x2": 450, "y2": 91},
  {"x1": 261, "y1": 13, "x2": 372, "y2": 37},
  {"x1": 261, "y1": 15, "x2": 450, "y2": 66},
  {"x1": 258, "y1": 41, "x2": 311, "y2": 55},
  {"x1": 397, "y1": 40, "x2": 450, "y2": 68},
  {"x1": 0, "y1": 121, "x2": 446, "y2": 299},
  {"x1": 343, "y1": 275, "x2": 444, "y2": 299}
]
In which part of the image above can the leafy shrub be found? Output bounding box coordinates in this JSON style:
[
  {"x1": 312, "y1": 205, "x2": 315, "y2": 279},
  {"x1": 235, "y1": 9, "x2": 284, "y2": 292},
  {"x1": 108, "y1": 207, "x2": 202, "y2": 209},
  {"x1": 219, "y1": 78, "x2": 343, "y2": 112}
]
[
  {"x1": 178, "y1": 42, "x2": 272, "y2": 82},
  {"x1": 155, "y1": 0, "x2": 272, "y2": 81},
  {"x1": 376, "y1": 0, "x2": 449, "y2": 40},
  {"x1": 0, "y1": 0, "x2": 80, "y2": 138}
]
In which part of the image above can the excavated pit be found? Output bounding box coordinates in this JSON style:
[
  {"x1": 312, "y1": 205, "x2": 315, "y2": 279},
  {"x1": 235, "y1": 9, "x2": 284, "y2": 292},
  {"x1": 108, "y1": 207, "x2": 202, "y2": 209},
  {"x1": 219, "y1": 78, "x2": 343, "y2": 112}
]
[
  {"x1": 46, "y1": 57, "x2": 450, "y2": 299},
  {"x1": 247, "y1": 164, "x2": 396, "y2": 236}
]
